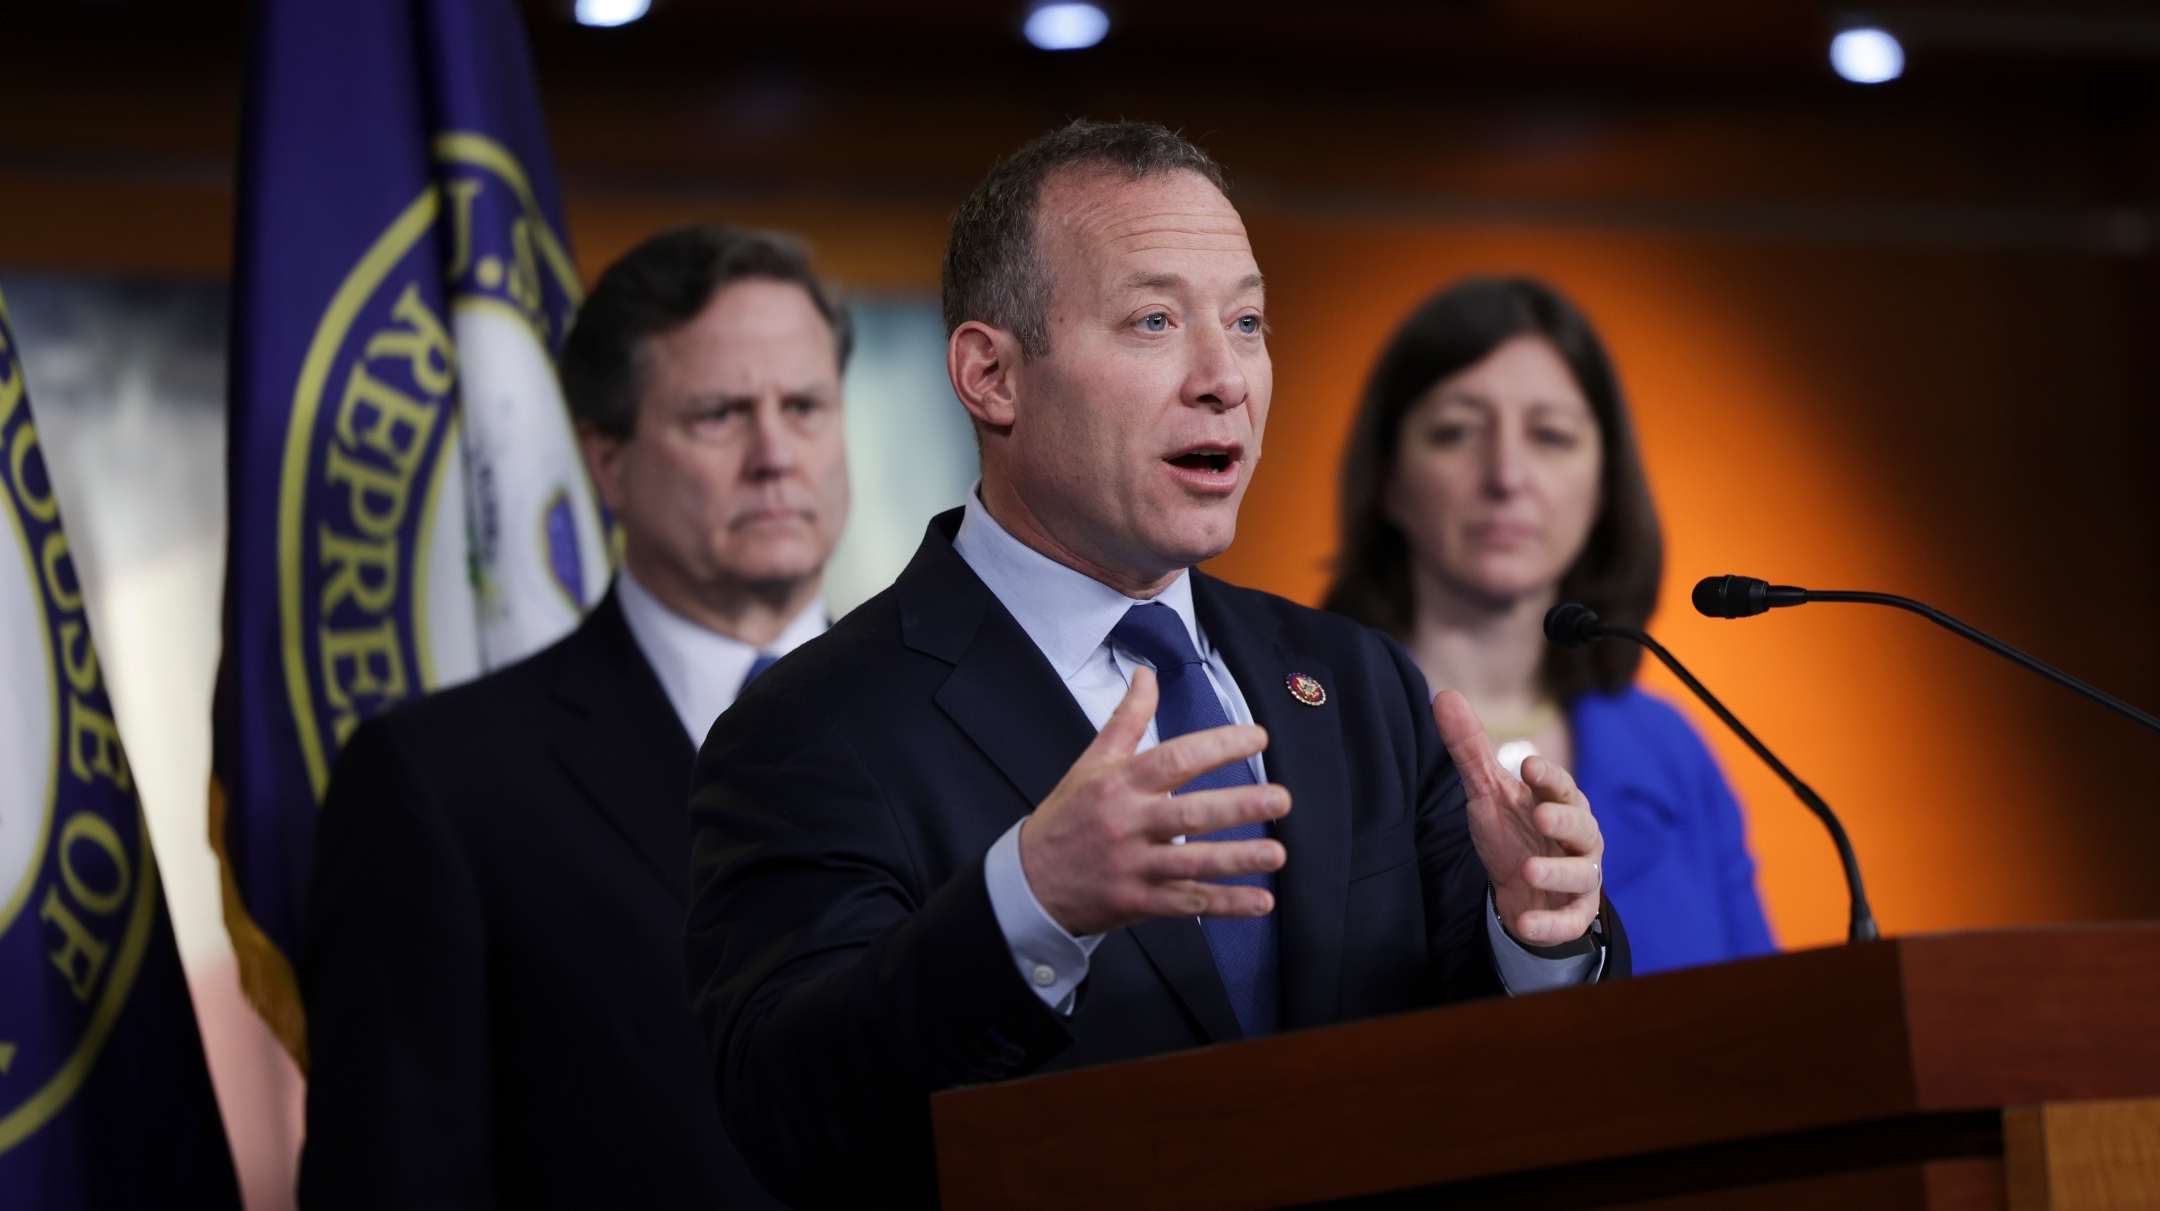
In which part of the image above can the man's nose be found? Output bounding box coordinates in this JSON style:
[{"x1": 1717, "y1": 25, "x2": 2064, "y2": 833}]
[
  {"x1": 1185, "y1": 322, "x2": 1249, "y2": 413},
  {"x1": 743, "y1": 400, "x2": 799, "y2": 478}
]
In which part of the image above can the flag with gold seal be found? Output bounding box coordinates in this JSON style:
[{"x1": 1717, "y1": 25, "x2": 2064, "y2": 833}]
[
  {"x1": 212, "y1": 0, "x2": 609, "y2": 1067},
  {"x1": 0, "y1": 295, "x2": 241, "y2": 1205}
]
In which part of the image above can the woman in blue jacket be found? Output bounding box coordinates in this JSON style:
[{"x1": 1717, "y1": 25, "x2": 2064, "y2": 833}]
[{"x1": 1324, "y1": 276, "x2": 1774, "y2": 975}]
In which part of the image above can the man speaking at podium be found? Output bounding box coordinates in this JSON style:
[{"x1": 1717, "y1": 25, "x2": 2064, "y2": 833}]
[{"x1": 685, "y1": 121, "x2": 1628, "y2": 1209}]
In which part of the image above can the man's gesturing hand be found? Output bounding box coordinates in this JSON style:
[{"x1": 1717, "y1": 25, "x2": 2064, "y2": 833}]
[
  {"x1": 1018, "y1": 667, "x2": 1290, "y2": 938},
  {"x1": 1433, "y1": 689, "x2": 1605, "y2": 948}
]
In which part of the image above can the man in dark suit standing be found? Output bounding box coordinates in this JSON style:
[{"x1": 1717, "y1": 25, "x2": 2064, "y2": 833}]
[
  {"x1": 686, "y1": 121, "x2": 1627, "y2": 1211},
  {"x1": 298, "y1": 226, "x2": 851, "y2": 1209}
]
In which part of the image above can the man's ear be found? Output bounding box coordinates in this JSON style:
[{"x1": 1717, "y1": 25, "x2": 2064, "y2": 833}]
[
  {"x1": 577, "y1": 420, "x2": 629, "y2": 515},
  {"x1": 948, "y1": 321, "x2": 1024, "y2": 433}
]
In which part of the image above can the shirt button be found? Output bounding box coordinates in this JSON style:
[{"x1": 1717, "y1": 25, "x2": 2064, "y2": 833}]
[{"x1": 1031, "y1": 964, "x2": 1056, "y2": 987}]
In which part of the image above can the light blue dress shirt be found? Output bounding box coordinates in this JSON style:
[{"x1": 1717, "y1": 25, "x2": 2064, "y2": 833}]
[{"x1": 953, "y1": 490, "x2": 1599, "y2": 1018}]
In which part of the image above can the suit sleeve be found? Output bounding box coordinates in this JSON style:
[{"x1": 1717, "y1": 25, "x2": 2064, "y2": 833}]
[
  {"x1": 296, "y1": 720, "x2": 496, "y2": 1210},
  {"x1": 1372, "y1": 633, "x2": 1507, "y2": 1003},
  {"x1": 684, "y1": 692, "x2": 1073, "y2": 1210}
]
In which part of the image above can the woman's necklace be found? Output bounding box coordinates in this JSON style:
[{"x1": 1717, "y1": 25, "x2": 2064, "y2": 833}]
[
  {"x1": 1482, "y1": 700, "x2": 1558, "y2": 744},
  {"x1": 1481, "y1": 701, "x2": 1559, "y2": 778}
]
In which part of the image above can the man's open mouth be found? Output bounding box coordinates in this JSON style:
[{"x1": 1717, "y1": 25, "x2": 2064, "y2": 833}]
[{"x1": 1166, "y1": 446, "x2": 1239, "y2": 474}]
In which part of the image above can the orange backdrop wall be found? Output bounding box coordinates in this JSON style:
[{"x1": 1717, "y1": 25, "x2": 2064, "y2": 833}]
[{"x1": 1215, "y1": 217, "x2": 2160, "y2": 950}]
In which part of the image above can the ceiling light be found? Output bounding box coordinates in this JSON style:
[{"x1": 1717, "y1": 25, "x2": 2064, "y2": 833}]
[
  {"x1": 575, "y1": 0, "x2": 650, "y2": 28},
  {"x1": 1025, "y1": 3, "x2": 1109, "y2": 51},
  {"x1": 1830, "y1": 28, "x2": 1904, "y2": 84}
]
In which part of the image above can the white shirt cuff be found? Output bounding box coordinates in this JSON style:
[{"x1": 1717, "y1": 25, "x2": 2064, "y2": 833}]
[
  {"x1": 1485, "y1": 886, "x2": 1605, "y2": 994},
  {"x1": 984, "y1": 817, "x2": 1103, "y2": 1014}
]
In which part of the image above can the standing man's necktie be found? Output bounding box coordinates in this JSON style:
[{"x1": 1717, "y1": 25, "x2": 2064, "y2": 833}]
[
  {"x1": 1109, "y1": 602, "x2": 1280, "y2": 1037},
  {"x1": 739, "y1": 651, "x2": 780, "y2": 698}
]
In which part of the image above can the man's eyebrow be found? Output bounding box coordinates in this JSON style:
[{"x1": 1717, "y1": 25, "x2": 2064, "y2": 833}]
[
  {"x1": 1124, "y1": 271, "x2": 1186, "y2": 291},
  {"x1": 677, "y1": 391, "x2": 763, "y2": 412},
  {"x1": 1119, "y1": 271, "x2": 1268, "y2": 292}
]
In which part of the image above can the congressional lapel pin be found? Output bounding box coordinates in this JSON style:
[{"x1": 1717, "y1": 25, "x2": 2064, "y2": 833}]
[{"x1": 1286, "y1": 673, "x2": 1327, "y2": 706}]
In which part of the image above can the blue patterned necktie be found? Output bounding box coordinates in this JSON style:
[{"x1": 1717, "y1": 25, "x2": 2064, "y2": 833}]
[
  {"x1": 1108, "y1": 602, "x2": 1280, "y2": 1037},
  {"x1": 739, "y1": 651, "x2": 780, "y2": 698}
]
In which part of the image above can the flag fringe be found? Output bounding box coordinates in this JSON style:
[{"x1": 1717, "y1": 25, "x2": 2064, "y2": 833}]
[{"x1": 207, "y1": 775, "x2": 310, "y2": 1073}]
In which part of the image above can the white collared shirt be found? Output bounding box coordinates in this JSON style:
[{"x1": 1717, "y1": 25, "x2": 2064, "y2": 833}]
[
  {"x1": 953, "y1": 488, "x2": 1597, "y2": 1019},
  {"x1": 615, "y1": 568, "x2": 828, "y2": 749}
]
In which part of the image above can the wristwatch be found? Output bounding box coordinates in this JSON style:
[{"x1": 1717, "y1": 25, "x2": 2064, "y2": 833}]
[{"x1": 1490, "y1": 880, "x2": 1604, "y2": 959}]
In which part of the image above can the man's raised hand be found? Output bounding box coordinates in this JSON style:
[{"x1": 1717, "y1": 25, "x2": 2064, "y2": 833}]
[
  {"x1": 1017, "y1": 667, "x2": 1290, "y2": 937},
  {"x1": 1433, "y1": 689, "x2": 1605, "y2": 948}
]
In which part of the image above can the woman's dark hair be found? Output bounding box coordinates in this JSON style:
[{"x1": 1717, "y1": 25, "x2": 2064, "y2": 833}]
[
  {"x1": 560, "y1": 224, "x2": 852, "y2": 438},
  {"x1": 1322, "y1": 276, "x2": 1663, "y2": 704}
]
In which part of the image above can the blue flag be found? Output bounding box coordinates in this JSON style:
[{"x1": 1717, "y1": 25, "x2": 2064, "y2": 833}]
[
  {"x1": 212, "y1": 0, "x2": 606, "y2": 1063},
  {"x1": 0, "y1": 296, "x2": 241, "y2": 1206}
]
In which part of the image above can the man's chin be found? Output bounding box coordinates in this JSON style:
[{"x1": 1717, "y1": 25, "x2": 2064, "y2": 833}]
[
  {"x1": 706, "y1": 540, "x2": 825, "y2": 593},
  {"x1": 1136, "y1": 514, "x2": 1237, "y2": 573}
]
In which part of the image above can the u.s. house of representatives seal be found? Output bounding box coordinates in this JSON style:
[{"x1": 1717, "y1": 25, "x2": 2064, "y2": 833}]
[
  {"x1": 276, "y1": 131, "x2": 609, "y2": 799},
  {"x1": 0, "y1": 300, "x2": 159, "y2": 1157}
]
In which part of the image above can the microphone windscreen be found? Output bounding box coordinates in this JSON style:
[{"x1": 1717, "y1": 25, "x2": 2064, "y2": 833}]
[
  {"x1": 1693, "y1": 575, "x2": 1770, "y2": 618},
  {"x1": 1543, "y1": 603, "x2": 1602, "y2": 649}
]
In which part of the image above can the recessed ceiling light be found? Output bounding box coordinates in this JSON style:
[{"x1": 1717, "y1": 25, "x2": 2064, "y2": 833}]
[
  {"x1": 575, "y1": 0, "x2": 650, "y2": 28},
  {"x1": 1025, "y1": 3, "x2": 1110, "y2": 51},
  {"x1": 1830, "y1": 28, "x2": 1904, "y2": 84}
]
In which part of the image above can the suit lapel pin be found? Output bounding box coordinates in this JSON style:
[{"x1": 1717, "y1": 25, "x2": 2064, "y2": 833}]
[{"x1": 1286, "y1": 673, "x2": 1326, "y2": 706}]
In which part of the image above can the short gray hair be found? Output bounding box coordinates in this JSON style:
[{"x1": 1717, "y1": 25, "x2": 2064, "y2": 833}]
[{"x1": 940, "y1": 120, "x2": 1229, "y2": 361}]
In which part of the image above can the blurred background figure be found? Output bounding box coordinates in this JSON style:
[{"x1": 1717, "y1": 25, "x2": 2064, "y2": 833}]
[
  {"x1": 298, "y1": 225, "x2": 842, "y2": 1209},
  {"x1": 1325, "y1": 277, "x2": 1774, "y2": 975}
]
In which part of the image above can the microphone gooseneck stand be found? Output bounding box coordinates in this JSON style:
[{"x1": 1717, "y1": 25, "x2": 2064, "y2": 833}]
[
  {"x1": 1693, "y1": 575, "x2": 2160, "y2": 736},
  {"x1": 1544, "y1": 603, "x2": 1880, "y2": 944}
]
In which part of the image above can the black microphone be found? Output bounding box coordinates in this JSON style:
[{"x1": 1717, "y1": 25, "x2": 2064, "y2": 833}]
[
  {"x1": 1693, "y1": 576, "x2": 2160, "y2": 736},
  {"x1": 1544, "y1": 603, "x2": 1880, "y2": 943},
  {"x1": 1693, "y1": 574, "x2": 1805, "y2": 618}
]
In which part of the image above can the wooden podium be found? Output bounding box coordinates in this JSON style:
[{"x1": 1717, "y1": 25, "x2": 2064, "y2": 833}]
[{"x1": 932, "y1": 926, "x2": 2160, "y2": 1210}]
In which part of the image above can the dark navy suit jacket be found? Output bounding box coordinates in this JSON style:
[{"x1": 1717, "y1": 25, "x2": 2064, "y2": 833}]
[
  {"x1": 299, "y1": 592, "x2": 782, "y2": 1210},
  {"x1": 684, "y1": 511, "x2": 1629, "y2": 1209}
]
